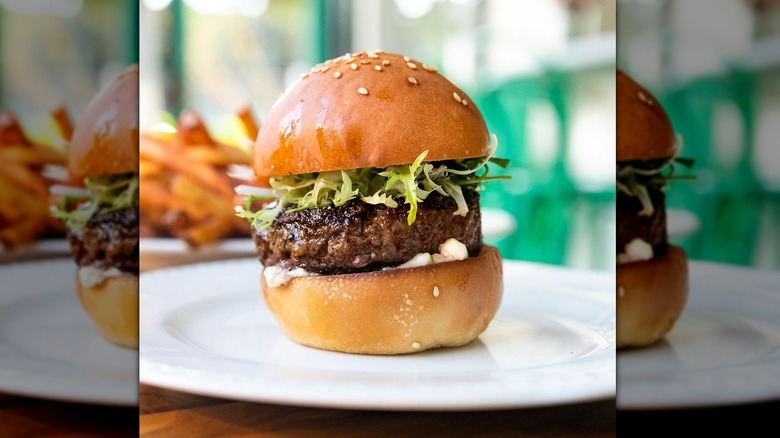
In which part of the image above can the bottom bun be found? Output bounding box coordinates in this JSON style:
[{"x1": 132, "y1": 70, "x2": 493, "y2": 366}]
[
  {"x1": 616, "y1": 244, "x2": 688, "y2": 348},
  {"x1": 75, "y1": 269, "x2": 139, "y2": 349},
  {"x1": 261, "y1": 245, "x2": 503, "y2": 355}
]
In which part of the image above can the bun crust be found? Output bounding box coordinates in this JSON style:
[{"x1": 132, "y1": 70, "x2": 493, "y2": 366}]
[
  {"x1": 616, "y1": 245, "x2": 688, "y2": 348},
  {"x1": 68, "y1": 64, "x2": 139, "y2": 178},
  {"x1": 254, "y1": 52, "x2": 490, "y2": 184},
  {"x1": 261, "y1": 245, "x2": 503, "y2": 355},
  {"x1": 617, "y1": 69, "x2": 675, "y2": 162},
  {"x1": 75, "y1": 269, "x2": 139, "y2": 349}
]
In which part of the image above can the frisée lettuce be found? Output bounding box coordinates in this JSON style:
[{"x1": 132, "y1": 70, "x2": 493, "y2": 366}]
[
  {"x1": 237, "y1": 134, "x2": 510, "y2": 230},
  {"x1": 51, "y1": 173, "x2": 139, "y2": 230},
  {"x1": 616, "y1": 134, "x2": 695, "y2": 217}
]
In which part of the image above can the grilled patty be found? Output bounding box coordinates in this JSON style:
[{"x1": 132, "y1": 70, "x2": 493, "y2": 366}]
[
  {"x1": 254, "y1": 190, "x2": 482, "y2": 275},
  {"x1": 68, "y1": 207, "x2": 139, "y2": 274},
  {"x1": 617, "y1": 187, "x2": 667, "y2": 256}
]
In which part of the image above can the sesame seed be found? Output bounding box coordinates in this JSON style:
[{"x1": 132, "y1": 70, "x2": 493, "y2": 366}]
[
  {"x1": 404, "y1": 56, "x2": 411, "y2": 62},
  {"x1": 333, "y1": 71, "x2": 342, "y2": 79},
  {"x1": 462, "y1": 99, "x2": 468, "y2": 106},
  {"x1": 408, "y1": 76, "x2": 418, "y2": 85},
  {"x1": 301, "y1": 73, "x2": 309, "y2": 79},
  {"x1": 407, "y1": 62, "x2": 417, "y2": 69},
  {"x1": 367, "y1": 52, "x2": 379, "y2": 58},
  {"x1": 382, "y1": 59, "x2": 390, "y2": 66},
  {"x1": 358, "y1": 87, "x2": 369, "y2": 95},
  {"x1": 375, "y1": 65, "x2": 383, "y2": 71},
  {"x1": 375, "y1": 49, "x2": 384, "y2": 53},
  {"x1": 453, "y1": 92, "x2": 462, "y2": 103},
  {"x1": 412, "y1": 342, "x2": 421, "y2": 349},
  {"x1": 638, "y1": 91, "x2": 653, "y2": 105},
  {"x1": 423, "y1": 64, "x2": 437, "y2": 72},
  {"x1": 350, "y1": 63, "x2": 358, "y2": 70},
  {"x1": 433, "y1": 286, "x2": 440, "y2": 297},
  {"x1": 346, "y1": 57, "x2": 355, "y2": 63},
  {"x1": 618, "y1": 286, "x2": 626, "y2": 297},
  {"x1": 320, "y1": 66, "x2": 329, "y2": 72},
  {"x1": 360, "y1": 59, "x2": 370, "y2": 64}
]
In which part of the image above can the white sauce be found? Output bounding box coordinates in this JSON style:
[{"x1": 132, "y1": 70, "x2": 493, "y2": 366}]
[
  {"x1": 617, "y1": 238, "x2": 654, "y2": 264},
  {"x1": 78, "y1": 265, "x2": 123, "y2": 288},
  {"x1": 264, "y1": 266, "x2": 313, "y2": 288},
  {"x1": 263, "y1": 238, "x2": 470, "y2": 287}
]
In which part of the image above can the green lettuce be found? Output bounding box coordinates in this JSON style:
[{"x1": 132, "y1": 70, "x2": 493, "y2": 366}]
[
  {"x1": 237, "y1": 135, "x2": 510, "y2": 230},
  {"x1": 617, "y1": 135, "x2": 695, "y2": 216},
  {"x1": 51, "y1": 173, "x2": 139, "y2": 230}
]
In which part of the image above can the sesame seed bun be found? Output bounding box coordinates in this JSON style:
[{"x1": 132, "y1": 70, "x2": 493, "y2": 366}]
[
  {"x1": 617, "y1": 69, "x2": 676, "y2": 162},
  {"x1": 261, "y1": 245, "x2": 503, "y2": 355},
  {"x1": 253, "y1": 52, "x2": 490, "y2": 185},
  {"x1": 75, "y1": 270, "x2": 138, "y2": 349},
  {"x1": 68, "y1": 64, "x2": 139, "y2": 178},
  {"x1": 616, "y1": 245, "x2": 688, "y2": 348}
]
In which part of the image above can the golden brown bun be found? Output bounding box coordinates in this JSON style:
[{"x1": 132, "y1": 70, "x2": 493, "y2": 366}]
[
  {"x1": 68, "y1": 64, "x2": 139, "y2": 178},
  {"x1": 254, "y1": 52, "x2": 489, "y2": 184},
  {"x1": 75, "y1": 269, "x2": 139, "y2": 349},
  {"x1": 616, "y1": 245, "x2": 688, "y2": 348},
  {"x1": 262, "y1": 245, "x2": 503, "y2": 355},
  {"x1": 617, "y1": 69, "x2": 675, "y2": 162}
]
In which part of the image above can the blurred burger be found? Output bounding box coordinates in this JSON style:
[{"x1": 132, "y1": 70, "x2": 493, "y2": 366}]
[
  {"x1": 51, "y1": 65, "x2": 139, "y2": 349},
  {"x1": 616, "y1": 69, "x2": 694, "y2": 348},
  {"x1": 237, "y1": 51, "x2": 509, "y2": 355}
]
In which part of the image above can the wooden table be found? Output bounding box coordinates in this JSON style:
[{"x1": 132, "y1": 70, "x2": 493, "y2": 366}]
[
  {"x1": 139, "y1": 384, "x2": 616, "y2": 437},
  {"x1": 0, "y1": 394, "x2": 138, "y2": 437}
]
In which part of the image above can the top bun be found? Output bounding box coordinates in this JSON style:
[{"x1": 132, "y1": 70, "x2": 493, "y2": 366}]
[
  {"x1": 617, "y1": 69, "x2": 675, "y2": 162},
  {"x1": 254, "y1": 52, "x2": 490, "y2": 183},
  {"x1": 68, "y1": 64, "x2": 139, "y2": 178}
]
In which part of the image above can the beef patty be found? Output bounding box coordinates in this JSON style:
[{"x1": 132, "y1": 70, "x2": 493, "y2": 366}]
[
  {"x1": 617, "y1": 187, "x2": 667, "y2": 256},
  {"x1": 68, "y1": 207, "x2": 139, "y2": 274},
  {"x1": 254, "y1": 190, "x2": 482, "y2": 275}
]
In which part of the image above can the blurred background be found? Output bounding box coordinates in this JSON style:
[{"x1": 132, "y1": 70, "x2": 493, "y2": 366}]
[
  {"x1": 140, "y1": 0, "x2": 617, "y2": 271},
  {"x1": 619, "y1": 0, "x2": 780, "y2": 270},
  {"x1": 0, "y1": 0, "x2": 138, "y2": 259},
  {"x1": 0, "y1": 0, "x2": 138, "y2": 143}
]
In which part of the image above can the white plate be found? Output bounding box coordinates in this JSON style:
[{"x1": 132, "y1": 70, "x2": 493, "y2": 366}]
[
  {"x1": 140, "y1": 258, "x2": 615, "y2": 410},
  {"x1": 0, "y1": 239, "x2": 70, "y2": 263},
  {"x1": 618, "y1": 261, "x2": 780, "y2": 409},
  {"x1": 0, "y1": 259, "x2": 138, "y2": 406},
  {"x1": 667, "y1": 208, "x2": 700, "y2": 239}
]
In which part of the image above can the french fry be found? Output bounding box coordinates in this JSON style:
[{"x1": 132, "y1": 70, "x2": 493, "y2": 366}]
[
  {"x1": 140, "y1": 139, "x2": 234, "y2": 198},
  {"x1": 0, "y1": 161, "x2": 49, "y2": 200},
  {"x1": 237, "y1": 106, "x2": 259, "y2": 141},
  {"x1": 180, "y1": 216, "x2": 234, "y2": 248},
  {"x1": 182, "y1": 144, "x2": 251, "y2": 166},
  {"x1": 139, "y1": 107, "x2": 259, "y2": 248},
  {"x1": 0, "y1": 110, "x2": 70, "y2": 250}
]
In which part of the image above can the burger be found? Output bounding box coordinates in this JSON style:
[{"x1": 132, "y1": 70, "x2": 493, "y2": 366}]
[
  {"x1": 51, "y1": 65, "x2": 139, "y2": 349},
  {"x1": 236, "y1": 51, "x2": 509, "y2": 355},
  {"x1": 616, "y1": 69, "x2": 694, "y2": 348}
]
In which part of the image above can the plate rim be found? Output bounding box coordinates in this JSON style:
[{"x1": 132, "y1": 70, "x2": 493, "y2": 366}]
[
  {"x1": 139, "y1": 257, "x2": 616, "y2": 411},
  {"x1": 0, "y1": 258, "x2": 139, "y2": 407},
  {"x1": 617, "y1": 261, "x2": 780, "y2": 410}
]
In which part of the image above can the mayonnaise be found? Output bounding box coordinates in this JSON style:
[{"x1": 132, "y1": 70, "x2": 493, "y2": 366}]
[
  {"x1": 617, "y1": 238, "x2": 654, "y2": 264},
  {"x1": 263, "y1": 238, "x2": 471, "y2": 287},
  {"x1": 78, "y1": 265, "x2": 124, "y2": 288}
]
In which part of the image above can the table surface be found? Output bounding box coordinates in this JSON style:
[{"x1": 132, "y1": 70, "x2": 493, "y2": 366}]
[
  {"x1": 0, "y1": 393, "x2": 138, "y2": 437},
  {"x1": 139, "y1": 384, "x2": 616, "y2": 437}
]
